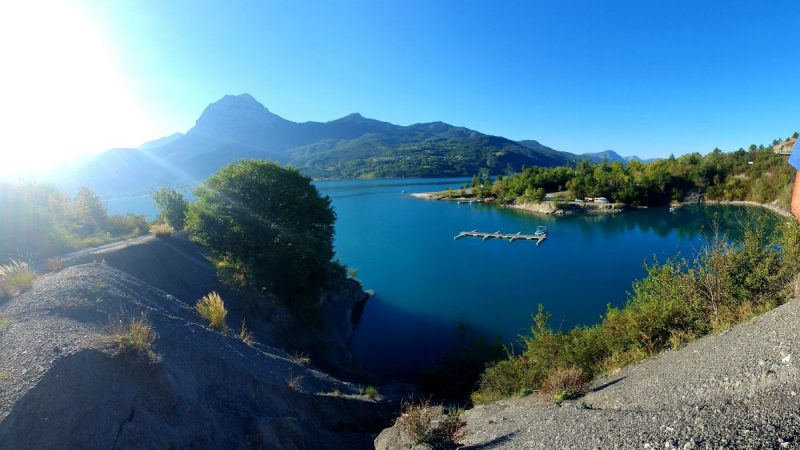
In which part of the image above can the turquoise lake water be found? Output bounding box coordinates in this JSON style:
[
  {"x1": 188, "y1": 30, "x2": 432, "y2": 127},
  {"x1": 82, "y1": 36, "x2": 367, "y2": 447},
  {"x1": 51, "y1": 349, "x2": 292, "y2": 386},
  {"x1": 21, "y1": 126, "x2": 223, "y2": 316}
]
[{"x1": 105, "y1": 178, "x2": 779, "y2": 378}]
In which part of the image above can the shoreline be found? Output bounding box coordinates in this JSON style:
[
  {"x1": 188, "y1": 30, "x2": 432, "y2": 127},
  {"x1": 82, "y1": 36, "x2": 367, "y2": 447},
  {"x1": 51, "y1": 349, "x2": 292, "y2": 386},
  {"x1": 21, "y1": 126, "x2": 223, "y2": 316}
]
[
  {"x1": 689, "y1": 199, "x2": 792, "y2": 219},
  {"x1": 410, "y1": 189, "x2": 793, "y2": 219}
]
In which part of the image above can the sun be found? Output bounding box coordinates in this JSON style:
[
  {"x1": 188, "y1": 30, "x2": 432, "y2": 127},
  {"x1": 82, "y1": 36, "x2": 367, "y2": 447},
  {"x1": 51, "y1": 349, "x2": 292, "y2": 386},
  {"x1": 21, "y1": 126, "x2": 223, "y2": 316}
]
[{"x1": 0, "y1": 1, "x2": 161, "y2": 177}]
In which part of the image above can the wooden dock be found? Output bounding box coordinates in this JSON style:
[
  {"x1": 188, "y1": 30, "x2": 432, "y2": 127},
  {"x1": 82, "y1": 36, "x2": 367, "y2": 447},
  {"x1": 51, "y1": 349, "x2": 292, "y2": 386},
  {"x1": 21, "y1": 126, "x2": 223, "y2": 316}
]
[{"x1": 453, "y1": 230, "x2": 547, "y2": 245}]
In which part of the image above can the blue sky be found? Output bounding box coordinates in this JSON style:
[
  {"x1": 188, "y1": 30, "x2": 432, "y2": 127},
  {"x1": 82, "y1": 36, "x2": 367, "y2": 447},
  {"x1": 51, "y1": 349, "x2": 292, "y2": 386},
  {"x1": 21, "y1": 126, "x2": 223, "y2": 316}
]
[{"x1": 2, "y1": 0, "x2": 799, "y2": 171}]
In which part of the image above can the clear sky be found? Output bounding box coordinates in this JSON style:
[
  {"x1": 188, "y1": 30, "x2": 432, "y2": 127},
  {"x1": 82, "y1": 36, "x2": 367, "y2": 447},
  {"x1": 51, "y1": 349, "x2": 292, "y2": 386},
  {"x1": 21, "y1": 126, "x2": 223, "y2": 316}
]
[{"x1": 1, "y1": 0, "x2": 799, "y2": 174}]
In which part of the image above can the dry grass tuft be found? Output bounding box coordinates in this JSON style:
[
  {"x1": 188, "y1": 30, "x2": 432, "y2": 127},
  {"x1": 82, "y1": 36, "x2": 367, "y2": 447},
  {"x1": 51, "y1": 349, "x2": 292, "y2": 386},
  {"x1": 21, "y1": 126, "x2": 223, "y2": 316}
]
[
  {"x1": 286, "y1": 372, "x2": 303, "y2": 390},
  {"x1": 239, "y1": 319, "x2": 254, "y2": 346},
  {"x1": 291, "y1": 351, "x2": 311, "y2": 365},
  {"x1": 111, "y1": 313, "x2": 159, "y2": 362},
  {"x1": 196, "y1": 291, "x2": 227, "y2": 331},
  {"x1": 149, "y1": 223, "x2": 175, "y2": 237},
  {"x1": 0, "y1": 372, "x2": 8, "y2": 381},
  {"x1": 540, "y1": 367, "x2": 590, "y2": 403},
  {"x1": 0, "y1": 259, "x2": 37, "y2": 300},
  {"x1": 398, "y1": 399, "x2": 467, "y2": 448}
]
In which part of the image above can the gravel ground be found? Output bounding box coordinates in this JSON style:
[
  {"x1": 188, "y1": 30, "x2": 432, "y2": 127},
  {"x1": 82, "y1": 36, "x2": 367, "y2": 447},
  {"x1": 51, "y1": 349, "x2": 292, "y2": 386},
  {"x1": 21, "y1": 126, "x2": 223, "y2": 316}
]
[
  {"x1": 457, "y1": 299, "x2": 800, "y2": 449},
  {"x1": 0, "y1": 264, "x2": 392, "y2": 449}
]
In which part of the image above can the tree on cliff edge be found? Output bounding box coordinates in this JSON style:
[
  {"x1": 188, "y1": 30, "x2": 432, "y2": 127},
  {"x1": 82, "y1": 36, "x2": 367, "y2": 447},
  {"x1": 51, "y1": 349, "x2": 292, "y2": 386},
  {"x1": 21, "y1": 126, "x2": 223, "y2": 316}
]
[{"x1": 186, "y1": 160, "x2": 336, "y2": 305}]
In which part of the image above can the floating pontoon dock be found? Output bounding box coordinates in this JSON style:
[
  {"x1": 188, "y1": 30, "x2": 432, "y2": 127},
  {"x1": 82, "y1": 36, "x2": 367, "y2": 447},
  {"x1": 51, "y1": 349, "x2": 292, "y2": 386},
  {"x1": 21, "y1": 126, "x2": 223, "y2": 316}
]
[{"x1": 453, "y1": 230, "x2": 547, "y2": 245}]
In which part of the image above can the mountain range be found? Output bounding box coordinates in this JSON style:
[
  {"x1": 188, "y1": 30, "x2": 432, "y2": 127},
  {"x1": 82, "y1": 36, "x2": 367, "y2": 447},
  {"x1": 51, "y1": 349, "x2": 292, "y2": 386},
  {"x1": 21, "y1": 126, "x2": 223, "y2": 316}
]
[{"x1": 58, "y1": 94, "x2": 647, "y2": 197}]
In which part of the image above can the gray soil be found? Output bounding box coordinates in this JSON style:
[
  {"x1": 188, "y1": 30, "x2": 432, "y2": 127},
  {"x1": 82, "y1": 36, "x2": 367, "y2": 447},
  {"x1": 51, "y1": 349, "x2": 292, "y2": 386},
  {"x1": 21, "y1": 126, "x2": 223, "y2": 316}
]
[
  {"x1": 0, "y1": 243, "x2": 391, "y2": 448},
  {"x1": 377, "y1": 299, "x2": 800, "y2": 449}
]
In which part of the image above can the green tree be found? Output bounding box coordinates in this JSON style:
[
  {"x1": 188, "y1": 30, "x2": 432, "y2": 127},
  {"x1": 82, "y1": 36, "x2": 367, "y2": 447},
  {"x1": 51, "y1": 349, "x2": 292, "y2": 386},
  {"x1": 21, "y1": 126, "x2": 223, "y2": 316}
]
[
  {"x1": 73, "y1": 187, "x2": 107, "y2": 233},
  {"x1": 152, "y1": 187, "x2": 188, "y2": 229},
  {"x1": 185, "y1": 161, "x2": 336, "y2": 304}
]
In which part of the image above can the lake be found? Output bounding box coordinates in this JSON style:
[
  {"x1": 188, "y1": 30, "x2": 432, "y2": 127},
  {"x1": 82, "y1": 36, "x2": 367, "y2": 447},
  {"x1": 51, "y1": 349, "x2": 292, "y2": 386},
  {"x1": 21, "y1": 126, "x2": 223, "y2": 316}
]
[
  {"x1": 316, "y1": 178, "x2": 779, "y2": 378},
  {"x1": 105, "y1": 178, "x2": 780, "y2": 379}
]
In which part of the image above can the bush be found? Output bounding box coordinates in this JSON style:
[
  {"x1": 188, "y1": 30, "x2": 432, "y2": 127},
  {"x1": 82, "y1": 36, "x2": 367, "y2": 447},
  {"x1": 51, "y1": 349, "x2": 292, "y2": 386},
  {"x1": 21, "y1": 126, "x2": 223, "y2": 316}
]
[
  {"x1": 540, "y1": 367, "x2": 590, "y2": 403},
  {"x1": 398, "y1": 400, "x2": 466, "y2": 448},
  {"x1": 111, "y1": 314, "x2": 159, "y2": 362},
  {"x1": 363, "y1": 385, "x2": 380, "y2": 400},
  {"x1": 0, "y1": 183, "x2": 145, "y2": 261},
  {"x1": 149, "y1": 223, "x2": 175, "y2": 237},
  {"x1": 185, "y1": 161, "x2": 336, "y2": 306},
  {"x1": 196, "y1": 291, "x2": 228, "y2": 331},
  {"x1": 473, "y1": 220, "x2": 800, "y2": 404},
  {"x1": 0, "y1": 260, "x2": 36, "y2": 300},
  {"x1": 152, "y1": 187, "x2": 188, "y2": 230}
]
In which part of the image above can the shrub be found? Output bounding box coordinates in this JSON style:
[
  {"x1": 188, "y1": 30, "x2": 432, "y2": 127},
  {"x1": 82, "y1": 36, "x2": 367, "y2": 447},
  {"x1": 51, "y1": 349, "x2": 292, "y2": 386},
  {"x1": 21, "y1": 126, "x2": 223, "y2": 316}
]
[
  {"x1": 540, "y1": 367, "x2": 590, "y2": 403},
  {"x1": 398, "y1": 400, "x2": 466, "y2": 448},
  {"x1": 0, "y1": 259, "x2": 36, "y2": 300},
  {"x1": 1, "y1": 183, "x2": 145, "y2": 261},
  {"x1": 152, "y1": 187, "x2": 188, "y2": 230},
  {"x1": 111, "y1": 314, "x2": 159, "y2": 362},
  {"x1": 196, "y1": 291, "x2": 227, "y2": 331},
  {"x1": 149, "y1": 223, "x2": 175, "y2": 237},
  {"x1": 363, "y1": 385, "x2": 380, "y2": 400},
  {"x1": 186, "y1": 161, "x2": 336, "y2": 306},
  {"x1": 473, "y1": 220, "x2": 800, "y2": 404}
]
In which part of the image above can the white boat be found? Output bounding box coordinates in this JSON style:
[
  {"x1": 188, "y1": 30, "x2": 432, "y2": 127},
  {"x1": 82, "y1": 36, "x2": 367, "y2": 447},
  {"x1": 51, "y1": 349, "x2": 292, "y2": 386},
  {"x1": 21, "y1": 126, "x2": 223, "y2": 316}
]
[{"x1": 533, "y1": 226, "x2": 547, "y2": 237}]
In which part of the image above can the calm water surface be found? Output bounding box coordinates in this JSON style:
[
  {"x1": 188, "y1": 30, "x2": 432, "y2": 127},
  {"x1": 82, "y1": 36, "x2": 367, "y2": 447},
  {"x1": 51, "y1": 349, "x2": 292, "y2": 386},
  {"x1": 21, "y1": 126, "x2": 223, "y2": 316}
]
[
  {"x1": 316, "y1": 178, "x2": 778, "y2": 378},
  {"x1": 106, "y1": 178, "x2": 779, "y2": 378}
]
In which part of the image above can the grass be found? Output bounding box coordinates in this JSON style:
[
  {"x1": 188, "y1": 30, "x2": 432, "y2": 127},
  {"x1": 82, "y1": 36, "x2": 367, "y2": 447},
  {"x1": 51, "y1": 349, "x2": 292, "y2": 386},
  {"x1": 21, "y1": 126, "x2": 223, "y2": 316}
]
[
  {"x1": 239, "y1": 319, "x2": 254, "y2": 345},
  {"x1": 111, "y1": 313, "x2": 159, "y2": 362},
  {"x1": 0, "y1": 259, "x2": 37, "y2": 300},
  {"x1": 0, "y1": 318, "x2": 10, "y2": 330},
  {"x1": 397, "y1": 399, "x2": 466, "y2": 448},
  {"x1": 196, "y1": 291, "x2": 227, "y2": 331},
  {"x1": 362, "y1": 385, "x2": 380, "y2": 400},
  {"x1": 291, "y1": 352, "x2": 311, "y2": 365},
  {"x1": 0, "y1": 372, "x2": 8, "y2": 381},
  {"x1": 286, "y1": 370, "x2": 303, "y2": 390},
  {"x1": 149, "y1": 223, "x2": 175, "y2": 237},
  {"x1": 540, "y1": 367, "x2": 590, "y2": 404}
]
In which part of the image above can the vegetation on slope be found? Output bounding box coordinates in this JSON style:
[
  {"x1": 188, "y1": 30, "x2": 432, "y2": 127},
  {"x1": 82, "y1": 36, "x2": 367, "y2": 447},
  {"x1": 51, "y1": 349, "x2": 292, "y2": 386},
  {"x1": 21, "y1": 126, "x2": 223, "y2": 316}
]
[
  {"x1": 481, "y1": 135, "x2": 798, "y2": 207},
  {"x1": 185, "y1": 160, "x2": 343, "y2": 313},
  {"x1": 0, "y1": 183, "x2": 147, "y2": 261},
  {"x1": 472, "y1": 219, "x2": 800, "y2": 404}
]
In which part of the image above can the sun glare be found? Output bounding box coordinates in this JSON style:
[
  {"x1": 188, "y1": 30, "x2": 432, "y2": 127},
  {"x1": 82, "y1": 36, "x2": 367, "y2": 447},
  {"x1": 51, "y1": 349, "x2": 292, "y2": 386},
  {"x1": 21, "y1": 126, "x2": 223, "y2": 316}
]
[{"x1": 0, "y1": 1, "x2": 162, "y2": 177}]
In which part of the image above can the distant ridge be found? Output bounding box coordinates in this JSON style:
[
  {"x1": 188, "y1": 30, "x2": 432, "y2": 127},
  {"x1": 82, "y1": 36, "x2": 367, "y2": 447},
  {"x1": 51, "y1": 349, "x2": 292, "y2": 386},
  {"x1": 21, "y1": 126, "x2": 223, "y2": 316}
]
[{"x1": 57, "y1": 93, "x2": 648, "y2": 197}]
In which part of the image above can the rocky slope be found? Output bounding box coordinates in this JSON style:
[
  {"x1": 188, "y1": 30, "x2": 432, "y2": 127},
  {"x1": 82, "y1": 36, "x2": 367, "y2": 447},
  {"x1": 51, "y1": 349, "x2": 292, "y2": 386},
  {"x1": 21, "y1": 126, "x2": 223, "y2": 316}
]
[
  {"x1": 0, "y1": 240, "x2": 390, "y2": 448},
  {"x1": 378, "y1": 298, "x2": 800, "y2": 448}
]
